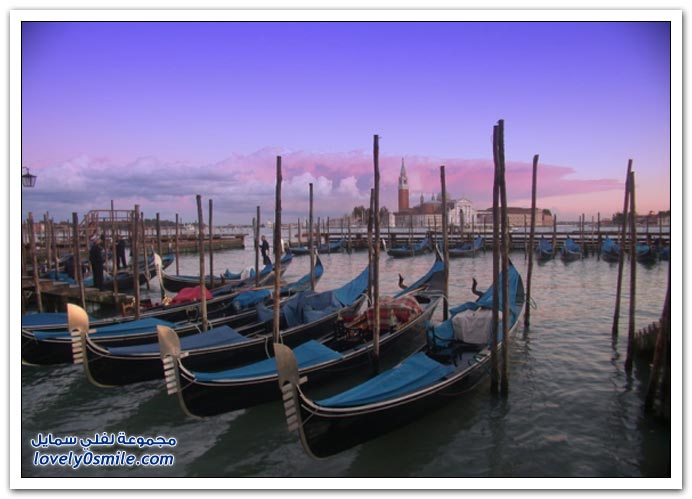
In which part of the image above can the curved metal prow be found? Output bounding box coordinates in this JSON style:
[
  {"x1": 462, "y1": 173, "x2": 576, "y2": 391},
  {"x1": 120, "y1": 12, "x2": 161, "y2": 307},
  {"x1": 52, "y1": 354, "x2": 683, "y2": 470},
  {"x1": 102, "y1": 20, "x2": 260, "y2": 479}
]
[
  {"x1": 275, "y1": 343, "x2": 307, "y2": 434},
  {"x1": 67, "y1": 303, "x2": 89, "y2": 366},
  {"x1": 68, "y1": 303, "x2": 105, "y2": 387},
  {"x1": 157, "y1": 325, "x2": 181, "y2": 395},
  {"x1": 153, "y1": 253, "x2": 168, "y2": 301}
]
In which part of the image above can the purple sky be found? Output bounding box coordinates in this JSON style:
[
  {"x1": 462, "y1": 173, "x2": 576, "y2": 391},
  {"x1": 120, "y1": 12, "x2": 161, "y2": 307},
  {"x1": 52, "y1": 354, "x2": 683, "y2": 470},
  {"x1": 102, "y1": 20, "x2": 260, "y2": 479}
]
[{"x1": 20, "y1": 21, "x2": 671, "y2": 224}]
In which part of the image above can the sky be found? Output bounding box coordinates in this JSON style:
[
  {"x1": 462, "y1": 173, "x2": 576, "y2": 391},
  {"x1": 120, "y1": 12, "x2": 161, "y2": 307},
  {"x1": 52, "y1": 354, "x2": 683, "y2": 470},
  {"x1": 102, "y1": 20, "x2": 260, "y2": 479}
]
[{"x1": 19, "y1": 19, "x2": 672, "y2": 224}]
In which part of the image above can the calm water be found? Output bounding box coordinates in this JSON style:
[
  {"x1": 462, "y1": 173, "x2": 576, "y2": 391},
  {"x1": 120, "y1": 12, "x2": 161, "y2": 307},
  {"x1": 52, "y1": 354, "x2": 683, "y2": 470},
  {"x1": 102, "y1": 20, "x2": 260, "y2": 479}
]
[{"x1": 20, "y1": 240, "x2": 672, "y2": 480}]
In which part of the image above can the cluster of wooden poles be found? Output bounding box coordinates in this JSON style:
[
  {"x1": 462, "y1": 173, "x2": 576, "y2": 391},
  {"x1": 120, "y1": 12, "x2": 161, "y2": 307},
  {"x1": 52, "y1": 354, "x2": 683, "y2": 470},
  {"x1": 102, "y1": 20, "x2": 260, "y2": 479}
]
[{"x1": 609, "y1": 161, "x2": 671, "y2": 415}]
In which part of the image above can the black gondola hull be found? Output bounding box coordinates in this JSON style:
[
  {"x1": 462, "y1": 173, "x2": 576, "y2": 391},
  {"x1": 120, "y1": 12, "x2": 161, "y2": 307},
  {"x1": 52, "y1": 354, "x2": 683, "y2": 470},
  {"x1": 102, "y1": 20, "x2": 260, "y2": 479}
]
[{"x1": 177, "y1": 297, "x2": 438, "y2": 417}]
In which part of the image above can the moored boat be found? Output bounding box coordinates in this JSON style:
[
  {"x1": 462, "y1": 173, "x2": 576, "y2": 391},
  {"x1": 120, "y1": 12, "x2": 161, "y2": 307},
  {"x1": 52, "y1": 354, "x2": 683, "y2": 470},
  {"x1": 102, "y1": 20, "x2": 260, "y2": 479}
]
[{"x1": 275, "y1": 263, "x2": 525, "y2": 458}]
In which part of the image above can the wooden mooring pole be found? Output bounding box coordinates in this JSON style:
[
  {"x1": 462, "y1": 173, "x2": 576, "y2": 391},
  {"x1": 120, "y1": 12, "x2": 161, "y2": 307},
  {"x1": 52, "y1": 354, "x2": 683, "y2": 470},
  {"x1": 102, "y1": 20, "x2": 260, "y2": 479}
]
[
  {"x1": 525, "y1": 154, "x2": 539, "y2": 328},
  {"x1": 372, "y1": 135, "x2": 381, "y2": 373},
  {"x1": 441, "y1": 165, "x2": 450, "y2": 321},
  {"x1": 273, "y1": 156, "x2": 283, "y2": 345},
  {"x1": 309, "y1": 183, "x2": 315, "y2": 291},
  {"x1": 27, "y1": 212, "x2": 43, "y2": 312},
  {"x1": 255, "y1": 206, "x2": 261, "y2": 287},
  {"x1": 497, "y1": 119, "x2": 510, "y2": 396},
  {"x1": 72, "y1": 212, "x2": 87, "y2": 310},
  {"x1": 625, "y1": 171, "x2": 637, "y2": 373},
  {"x1": 196, "y1": 195, "x2": 208, "y2": 332},
  {"x1": 490, "y1": 124, "x2": 501, "y2": 395},
  {"x1": 208, "y1": 200, "x2": 214, "y2": 288},
  {"x1": 132, "y1": 206, "x2": 140, "y2": 319},
  {"x1": 645, "y1": 262, "x2": 671, "y2": 413},
  {"x1": 175, "y1": 214, "x2": 180, "y2": 275},
  {"x1": 612, "y1": 160, "x2": 633, "y2": 339}
]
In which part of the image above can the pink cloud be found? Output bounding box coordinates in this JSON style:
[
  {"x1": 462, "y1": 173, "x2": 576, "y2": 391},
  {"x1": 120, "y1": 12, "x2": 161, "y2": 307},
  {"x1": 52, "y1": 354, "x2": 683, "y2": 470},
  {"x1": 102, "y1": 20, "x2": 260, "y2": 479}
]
[{"x1": 21, "y1": 148, "x2": 640, "y2": 224}]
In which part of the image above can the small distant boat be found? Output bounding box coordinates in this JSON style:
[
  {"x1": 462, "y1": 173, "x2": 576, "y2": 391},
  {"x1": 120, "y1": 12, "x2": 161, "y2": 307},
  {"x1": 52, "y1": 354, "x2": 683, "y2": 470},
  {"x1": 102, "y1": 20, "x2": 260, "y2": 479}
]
[
  {"x1": 600, "y1": 235, "x2": 621, "y2": 263},
  {"x1": 560, "y1": 237, "x2": 583, "y2": 262},
  {"x1": 161, "y1": 252, "x2": 293, "y2": 292},
  {"x1": 290, "y1": 239, "x2": 345, "y2": 256},
  {"x1": 448, "y1": 236, "x2": 483, "y2": 258},
  {"x1": 535, "y1": 237, "x2": 555, "y2": 261},
  {"x1": 387, "y1": 236, "x2": 433, "y2": 258},
  {"x1": 275, "y1": 263, "x2": 525, "y2": 458},
  {"x1": 636, "y1": 243, "x2": 658, "y2": 265}
]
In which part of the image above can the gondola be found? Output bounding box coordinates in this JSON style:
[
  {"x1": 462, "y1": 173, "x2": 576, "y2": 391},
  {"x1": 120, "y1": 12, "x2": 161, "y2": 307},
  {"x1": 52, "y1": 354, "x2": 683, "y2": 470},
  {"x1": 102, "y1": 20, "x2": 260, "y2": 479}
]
[
  {"x1": 156, "y1": 255, "x2": 446, "y2": 417},
  {"x1": 275, "y1": 263, "x2": 525, "y2": 459},
  {"x1": 20, "y1": 253, "x2": 290, "y2": 333},
  {"x1": 21, "y1": 257, "x2": 322, "y2": 366},
  {"x1": 636, "y1": 243, "x2": 658, "y2": 265},
  {"x1": 535, "y1": 236, "x2": 555, "y2": 261},
  {"x1": 161, "y1": 251, "x2": 293, "y2": 292},
  {"x1": 600, "y1": 235, "x2": 621, "y2": 263},
  {"x1": 386, "y1": 236, "x2": 433, "y2": 258},
  {"x1": 560, "y1": 237, "x2": 583, "y2": 262},
  {"x1": 65, "y1": 258, "x2": 367, "y2": 386},
  {"x1": 448, "y1": 236, "x2": 483, "y2": 258},
  {"x1": 290, "y1": 239, "x2": 345, "y2": 256}
]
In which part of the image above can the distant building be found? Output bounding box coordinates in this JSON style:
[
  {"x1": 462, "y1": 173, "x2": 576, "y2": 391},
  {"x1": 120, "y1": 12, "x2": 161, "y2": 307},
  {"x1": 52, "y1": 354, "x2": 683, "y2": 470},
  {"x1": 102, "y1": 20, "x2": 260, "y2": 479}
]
[
  {"x1": 476, "y1": 207, "x2": 554, "y2": 227},
  {"x1": 393, "y1": 160, "x2": 476, "y2": 228}
]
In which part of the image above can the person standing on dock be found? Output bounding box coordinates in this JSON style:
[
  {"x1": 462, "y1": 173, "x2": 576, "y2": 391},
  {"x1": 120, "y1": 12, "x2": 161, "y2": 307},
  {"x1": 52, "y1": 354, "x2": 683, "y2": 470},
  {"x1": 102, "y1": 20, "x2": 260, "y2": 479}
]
[
  {"x1": 89, "y1": 236, "x2": 106, "y2": 290},
  {"x1": 260, "y1": 235, "x2": 271, "y2": 266},
  {"x1": 116, "y1": 236, "x2": 127, "y2": 269}
]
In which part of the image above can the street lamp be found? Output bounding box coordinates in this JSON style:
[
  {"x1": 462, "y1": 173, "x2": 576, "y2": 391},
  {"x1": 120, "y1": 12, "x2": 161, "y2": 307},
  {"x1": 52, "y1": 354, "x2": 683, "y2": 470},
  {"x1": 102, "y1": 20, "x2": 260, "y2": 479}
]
[{"x1": 22, "y1": 166, "x2": 36, "y2": 188}]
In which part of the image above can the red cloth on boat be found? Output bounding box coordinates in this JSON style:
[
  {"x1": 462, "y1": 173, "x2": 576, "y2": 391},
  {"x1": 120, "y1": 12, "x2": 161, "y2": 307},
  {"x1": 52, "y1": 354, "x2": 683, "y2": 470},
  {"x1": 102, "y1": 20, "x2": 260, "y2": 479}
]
[
  {"x1": 170, "y1": 285, "x2": 212, "y2": 305},
  {"x1": 365, "y1": 295, "x2": 422, "y2": 331}
]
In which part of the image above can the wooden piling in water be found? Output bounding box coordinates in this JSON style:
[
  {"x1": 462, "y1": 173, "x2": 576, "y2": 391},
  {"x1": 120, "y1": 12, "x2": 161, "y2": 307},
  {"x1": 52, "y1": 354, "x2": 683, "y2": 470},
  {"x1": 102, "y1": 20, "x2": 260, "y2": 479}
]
[
  {"x1": 175, "y1": 214, "x2": 180, "y2": 275},
  {"x1": 525, "y1": 155, "x2": 539, "y2": 328},
  {"x1": 208, "y1": 199, "x2": 214, "y2": 288},
  {"x1": 497, "y1": 120, "x2": 510, "y2": 396},
  {"x1": 440, "y1": 165, "x2": 449, "y2": 321},
  {"x1": 110, "y1": 202, "x2": 121, "y2": 305},
  {"x1": 645, "y1": 261, "x2": 671, "y2": 413},
  {"x1": 156, "y1": 212, "x2": 162, "y2": 257},
  {"x1": 309, "y1": 183, "x2": 315, "y2": 291},
  {"x1": 196, "y1": 195, "x2": 208, "y2": 332},
  {"x1": 28, "y1": 212, "x2": 43, "y2": 312},
  {"x1": 131, "y1": 206, "x2": 140, "y2": 318},
  {"x1": 255, "y1": 206, "x2": 261, "y2": 288},
  {"x1": 612, "y1": 160, "x2": 633, "y2": 339},
  {"x1": 367, "y1": 188, "x2": 374, "y2": 304},
  {"x1": 625, "y1": 171, "x2": 637, "y2": 373},
  {"x1": 273, "y1": 156, "x2": 283, "y2": 344},
  {"x1": 372, "y1": 135, "x2": 381, "y2": 372},
  {"x1": 490, "y1": 124, "x2": 501, "y2": 395}
]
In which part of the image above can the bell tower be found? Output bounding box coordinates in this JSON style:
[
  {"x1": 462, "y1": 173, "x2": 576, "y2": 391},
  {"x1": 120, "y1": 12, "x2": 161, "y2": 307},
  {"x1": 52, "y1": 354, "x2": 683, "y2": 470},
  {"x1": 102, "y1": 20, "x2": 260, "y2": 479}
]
[{"x1": 398, "y1": 158, "x2": 409, "y2": 211}]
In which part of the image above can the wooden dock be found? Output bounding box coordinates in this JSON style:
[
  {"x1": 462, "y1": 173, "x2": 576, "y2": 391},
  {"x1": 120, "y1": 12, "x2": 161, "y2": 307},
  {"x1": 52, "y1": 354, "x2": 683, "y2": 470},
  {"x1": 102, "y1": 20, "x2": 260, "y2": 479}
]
[{"x1": 22, "y1": 277, "x2": 131, "y2": 314}]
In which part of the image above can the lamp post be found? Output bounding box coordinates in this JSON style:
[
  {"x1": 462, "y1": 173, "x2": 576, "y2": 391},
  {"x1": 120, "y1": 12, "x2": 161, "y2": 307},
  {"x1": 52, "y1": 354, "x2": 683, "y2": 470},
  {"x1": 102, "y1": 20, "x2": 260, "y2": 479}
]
[{"x1": 22, "y1": 167, "x2": 37, "y2": 188}]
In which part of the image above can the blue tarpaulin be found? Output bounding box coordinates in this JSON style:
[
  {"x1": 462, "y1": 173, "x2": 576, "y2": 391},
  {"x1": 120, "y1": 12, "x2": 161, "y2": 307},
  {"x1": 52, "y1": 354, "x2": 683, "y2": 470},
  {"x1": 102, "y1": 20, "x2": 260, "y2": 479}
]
[
  {"x1": 107, "y1": 325, "x2": 249, "y2": 356},
  {"x1": 316, "y1": 352, "x2": 455, "y2": 407},
  {"x1": 193, "y1": 340, "x2": 343, "y2": 381}
]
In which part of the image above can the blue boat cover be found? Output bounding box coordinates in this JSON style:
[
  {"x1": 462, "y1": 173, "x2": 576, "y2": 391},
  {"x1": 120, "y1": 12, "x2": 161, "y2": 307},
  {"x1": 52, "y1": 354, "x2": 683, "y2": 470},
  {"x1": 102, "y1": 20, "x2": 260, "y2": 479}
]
[
  {"x1": 392, "y1": 236, "x2": 431, "y2": 252},
  {"x1": 429, "y1": 265, "x2": 522, "y2": 350},
  {"x1": 106, "y1": 325, "x2": 249, "y2": 356},
  {"x1": 601, "y1": 236, "x2": 620, "y2": 254},
  {"x1": 333, "y1": 264, "x2": 369, "y2": 306},
  {"x1": 537, "y1": 237, "x2": 553, "y2": 254},
  {"x1": 22, "y1": 312, "x2": 90, "y2": 328},
  {"x1": 32, "y1": 317, "x2": 179, "y2": 341},
  {"x1": 636, "y1": 244, "x2": 652, "y2": 256},
  {"x1": 192, "y1": 339, "x2": 343, "y2": 381},
  {"x1": 394, "y1": 257, "x2": 444, "y2": 298},
  {"x1": 256, "y1": 264, "x2": 368, "y2": 327},
  {"x1": 563, "y1": 237, "x2": 582, "y2": 254},
  {"x1": 316, "y1": 352, "x2": 455, "y2": 407}
]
